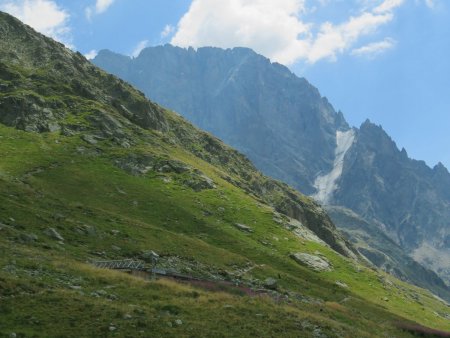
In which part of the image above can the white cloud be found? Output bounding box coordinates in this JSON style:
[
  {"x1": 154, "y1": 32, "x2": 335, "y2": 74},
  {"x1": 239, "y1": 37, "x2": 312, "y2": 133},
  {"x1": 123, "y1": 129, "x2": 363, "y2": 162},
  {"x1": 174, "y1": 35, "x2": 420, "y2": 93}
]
[
  {"x1": 423, "y1": 0, "x2": 436, "y2": 9},
  {"x1": 373, "y1": 0, "x2": 404, "y2": 13},
  {"x1": 85, "y1": 0, "x2": 115, "y2": 20},
  {"x1": 131, "y1": 39, "x2": 148, "y2": 58},
  {"x1": 171, "y1": 0, "x2": 310, "y2": 65},
  {"x1": 161, "y1": 24, "x2": 175, "y2": 38},
  {"x1": 351, "y1": 37, "x2": 396, "y2": 58},
  {"x1": 171, "y1": 0, "x2": 406, "y2": 65},
  {"x1": 95, "y1": 0, "x2": 114, "y2": 13},
  {"x1": 307, "y1": 9, "x2": 396, "y2": 63},
  {"x1": 84, "y1": 49, "x2": 98, "y2": 60},
  {"x1": 0, "y1": 0, "x2": 72, "y2": 47}
]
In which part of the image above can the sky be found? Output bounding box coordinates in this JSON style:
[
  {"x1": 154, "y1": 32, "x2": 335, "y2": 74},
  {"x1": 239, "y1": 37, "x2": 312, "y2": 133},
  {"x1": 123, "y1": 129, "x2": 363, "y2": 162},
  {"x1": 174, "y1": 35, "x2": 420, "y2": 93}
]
[{"x1": 1, "y1": 0, "x2": 449, "y2": 169}]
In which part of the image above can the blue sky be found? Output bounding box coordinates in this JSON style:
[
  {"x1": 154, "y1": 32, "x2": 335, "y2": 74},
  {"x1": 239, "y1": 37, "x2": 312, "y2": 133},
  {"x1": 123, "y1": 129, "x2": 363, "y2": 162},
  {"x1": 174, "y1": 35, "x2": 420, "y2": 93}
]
[{"x1": 1, "y1": 0, "x2": 449, "y2": 169}]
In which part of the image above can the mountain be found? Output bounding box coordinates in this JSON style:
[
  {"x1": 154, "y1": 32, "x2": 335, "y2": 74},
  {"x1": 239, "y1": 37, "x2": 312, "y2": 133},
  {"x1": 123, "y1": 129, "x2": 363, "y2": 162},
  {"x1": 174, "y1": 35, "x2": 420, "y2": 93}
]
[
  {"x1": 333, "y1": 121, "x2": 450, "y2": 280},
  {"x1": 93, "y1": 45, "x2": 450, "y2": 288},
  {"x1": 93, "y1": 46, "x2": 348, "y2": 195},
  {"x1": 326, "y1": 206, "x2": 450, "y2": 301},
  {"x1": 5, "y1": 11, "x2": 450, "y2": 336}
]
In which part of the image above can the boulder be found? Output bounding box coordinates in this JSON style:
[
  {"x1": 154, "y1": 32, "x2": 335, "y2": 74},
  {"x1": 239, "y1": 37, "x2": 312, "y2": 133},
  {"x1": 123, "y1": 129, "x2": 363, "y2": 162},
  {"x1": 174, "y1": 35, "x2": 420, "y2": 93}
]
[
  {"x1": 290, "y1": 252, "x2": 332, "y2": 272},
  {"x1": 114, "y1": 154, "x2": 155, "y2": 176},
  {"x1": 234, "y1": 223, "x2": 253, "y2": 233},
  {"x1": 156, "y1": 160, "x2": 191, "y2": 174},
  {"x1": 141, "y1": 250, "x2": 159, "y2": 263},
  {"x1": 198, "y1": 174, "x2": 216, "y2": 189},
  {"x1": 335, "y1": 281, "x2": 348, "y2": 288},
  {"x1": 183, "y1": 171, "x2": 216, "y2": 191},
  {"x1": 44, "y1": 227, "x2": 64, "y2": 241},
  {"x1": 264, "y1": 277, "x2": 278, "y2": 290}
]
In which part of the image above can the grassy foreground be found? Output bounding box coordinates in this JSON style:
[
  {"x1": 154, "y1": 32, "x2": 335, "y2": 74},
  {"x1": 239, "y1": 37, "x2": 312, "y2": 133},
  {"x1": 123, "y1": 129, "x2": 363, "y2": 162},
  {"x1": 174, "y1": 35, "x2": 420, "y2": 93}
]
[{"x1": 0, "y1": 124, "x2": 449, "y2": 337}]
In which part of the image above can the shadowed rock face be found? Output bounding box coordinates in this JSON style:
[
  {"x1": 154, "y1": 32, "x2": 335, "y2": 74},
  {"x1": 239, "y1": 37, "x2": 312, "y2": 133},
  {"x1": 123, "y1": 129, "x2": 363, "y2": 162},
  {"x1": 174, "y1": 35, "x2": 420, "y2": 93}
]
[{"x1": 94, "y1": 44, "x2": 450, "y2": 289}]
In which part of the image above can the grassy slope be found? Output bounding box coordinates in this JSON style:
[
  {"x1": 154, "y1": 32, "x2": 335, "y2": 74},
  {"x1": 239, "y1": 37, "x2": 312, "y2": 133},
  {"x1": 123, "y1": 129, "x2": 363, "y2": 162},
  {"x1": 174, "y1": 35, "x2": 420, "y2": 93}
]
[{"x1": 0, "y1": 124, "x2": 449, "y2": 337}]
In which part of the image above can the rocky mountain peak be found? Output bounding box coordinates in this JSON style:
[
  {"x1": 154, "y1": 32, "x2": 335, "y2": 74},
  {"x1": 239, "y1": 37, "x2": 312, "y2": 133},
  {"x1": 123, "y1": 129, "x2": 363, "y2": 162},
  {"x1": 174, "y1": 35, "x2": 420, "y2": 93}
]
[
  {"x1": 336, "y1": 110, "x2": 350, "y2": 131},
  {"x1": 93, "y1": 44, "x2": 348, "y2": 195},
  {"x1": 433, "y1": 162, "x2": 449, "y2": 174}
]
